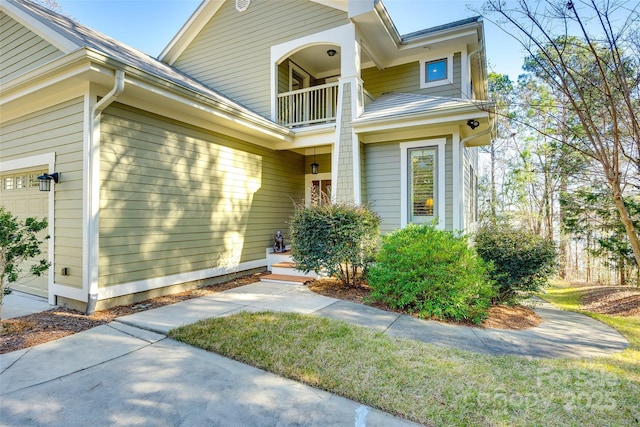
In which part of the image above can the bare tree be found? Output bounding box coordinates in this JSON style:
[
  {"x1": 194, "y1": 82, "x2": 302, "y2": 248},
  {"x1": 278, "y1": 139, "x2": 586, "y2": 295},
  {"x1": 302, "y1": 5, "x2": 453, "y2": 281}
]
[{"x1": 482, "y1": 0, "x2": 640, "y2": 269}]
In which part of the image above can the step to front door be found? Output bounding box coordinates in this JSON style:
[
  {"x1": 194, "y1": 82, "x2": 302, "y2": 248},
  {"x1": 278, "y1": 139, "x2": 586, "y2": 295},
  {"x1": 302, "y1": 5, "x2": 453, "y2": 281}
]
[{"x1": 260, "y1": 274, "x2": 312, "y2": 285}]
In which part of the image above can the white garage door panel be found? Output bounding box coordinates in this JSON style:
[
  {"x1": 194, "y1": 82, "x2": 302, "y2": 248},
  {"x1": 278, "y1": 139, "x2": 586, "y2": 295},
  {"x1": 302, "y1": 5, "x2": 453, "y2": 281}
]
[{"x1": 0, "y1": 169, "x2": 49, "y2": 297}]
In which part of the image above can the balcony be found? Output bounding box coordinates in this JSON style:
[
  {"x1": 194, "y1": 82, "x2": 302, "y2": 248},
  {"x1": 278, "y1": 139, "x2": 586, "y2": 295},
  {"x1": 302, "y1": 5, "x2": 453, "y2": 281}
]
[{"x1": 277, "y1": 82, "x2": 339, "y2": 128}]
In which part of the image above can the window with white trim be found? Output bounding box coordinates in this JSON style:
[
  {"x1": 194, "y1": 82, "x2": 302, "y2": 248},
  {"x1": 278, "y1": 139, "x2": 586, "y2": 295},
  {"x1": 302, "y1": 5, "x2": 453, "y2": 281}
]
[
  {"x1": 420, "y1": 55, "x2": 453, "y2": 88},
  {"x1": 400, "y1": 139, "x2": 446, "y2": 228}
]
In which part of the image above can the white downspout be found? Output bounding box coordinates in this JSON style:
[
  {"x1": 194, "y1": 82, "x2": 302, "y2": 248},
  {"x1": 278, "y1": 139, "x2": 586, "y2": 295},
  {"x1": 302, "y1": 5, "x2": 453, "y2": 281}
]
[{"x1": 86, "y1": 70, "x2": 125, "y2": 315}]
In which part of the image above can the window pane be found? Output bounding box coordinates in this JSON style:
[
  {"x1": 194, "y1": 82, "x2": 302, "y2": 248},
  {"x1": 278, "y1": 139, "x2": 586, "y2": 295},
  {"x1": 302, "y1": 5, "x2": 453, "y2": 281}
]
[
  {"x1": 425, "y1": 59, "x2": 447, "y2": 82},
  {"x1": 410, "y1": 148, "x2": 436, "y2": 222},
  {"x1": 3, "y1": 176, "x2": 14, "y2": 191}
]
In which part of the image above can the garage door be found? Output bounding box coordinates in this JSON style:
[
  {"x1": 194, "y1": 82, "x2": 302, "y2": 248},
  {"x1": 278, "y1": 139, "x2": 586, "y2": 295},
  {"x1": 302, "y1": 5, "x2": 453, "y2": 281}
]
[{"x1": 0, "y1": 168, "x2": 49, "y2": 297}]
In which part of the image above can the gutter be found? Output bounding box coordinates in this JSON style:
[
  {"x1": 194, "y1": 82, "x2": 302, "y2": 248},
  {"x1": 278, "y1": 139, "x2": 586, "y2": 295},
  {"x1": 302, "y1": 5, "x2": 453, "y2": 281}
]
[
  {"x1": 86, "y1": 69, "x2": 125, "y2": 315},
  {"x1": 460, "y1": 109, "x2": 495, "y2": 146}
]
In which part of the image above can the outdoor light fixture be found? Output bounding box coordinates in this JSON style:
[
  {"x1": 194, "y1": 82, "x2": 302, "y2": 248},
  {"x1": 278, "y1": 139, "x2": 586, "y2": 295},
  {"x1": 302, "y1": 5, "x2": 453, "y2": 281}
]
[
  {"x1": 37, "y1": 172, "x2": 59, "y2": 192},
  {"x1": 326, "y1": 49, "x2": 337, "y2": 57},
  {"x1": 467, "y1": 119, "x2": 480, "y2": 130},
  {"x1": 311, "y1": 148, "x2": 319, "y2": 174}
]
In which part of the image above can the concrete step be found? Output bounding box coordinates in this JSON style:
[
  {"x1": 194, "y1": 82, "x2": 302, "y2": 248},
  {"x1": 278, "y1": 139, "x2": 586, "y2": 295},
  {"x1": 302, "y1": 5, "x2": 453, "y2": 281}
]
[
  {"x1": 260, "y1": 274, "x2": 312, "y2": 285},
  {"x1": 271, "y1": 261, "x2": 317, "y2": 278}
]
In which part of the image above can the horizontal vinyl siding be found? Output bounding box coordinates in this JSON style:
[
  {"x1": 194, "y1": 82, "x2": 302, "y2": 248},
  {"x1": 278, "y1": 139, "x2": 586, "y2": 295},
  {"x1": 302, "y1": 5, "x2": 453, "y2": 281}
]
[
  {"x1": 362, "y1": 52, "x2": 463, "y2": 99},
  {"x1": 172, "y1": 0, "x2": 348, "y2": 117},
  {"x1": 0, "y1": 97, "x2": 85, "y2": 288},
  {"x1": 99, "y1": 104, "x2": 305, "y2": 287},
  {"x1": 364, "y1": 142, "x2": 401, "y2": 233},
  {"x1": 0, "y1": 12, "x2": 64, "y2": 82}
]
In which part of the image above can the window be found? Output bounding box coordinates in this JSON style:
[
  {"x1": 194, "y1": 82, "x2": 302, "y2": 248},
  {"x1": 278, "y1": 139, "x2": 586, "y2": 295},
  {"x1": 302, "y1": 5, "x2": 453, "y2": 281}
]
[
  {"x1": 400, "y1": 139, "x2": 446, "y2": 228},
  {"x1": 3, "y1": 176, "x2": 14, "y2": 191},
  {"x1": 409, "y1": 148, "x2": 436, "y2": 222},
  {"x1": 425, "y1": 59, "x2": 447, "y2": 82},
  {"x1": 420, "y1": 55, "x2": 453, "y2": 88}
]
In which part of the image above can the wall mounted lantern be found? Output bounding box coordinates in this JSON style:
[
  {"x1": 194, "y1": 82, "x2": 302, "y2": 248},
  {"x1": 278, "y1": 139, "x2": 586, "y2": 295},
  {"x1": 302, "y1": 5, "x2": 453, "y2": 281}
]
[
  {"x1": 311, "y1": 148, "x2": 319, "y2": 174},
  {"x1": 466, "y1": 119, "x2": 480, "y2": 130},
  {"x1": 37, "y1": 172, "x2": 60, "y2": 192}
]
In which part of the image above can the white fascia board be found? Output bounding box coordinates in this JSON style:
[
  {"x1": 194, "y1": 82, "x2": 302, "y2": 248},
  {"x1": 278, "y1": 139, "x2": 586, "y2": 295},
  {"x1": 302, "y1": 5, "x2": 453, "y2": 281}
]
[
  {"x1": 124, "y1": 77, "x2": 292, "y2": 146},
  {"x1": 2, "y1": 0, "x2": 79, "y2": 53},
  {"x1": 398, "y1": 29, "x2": 478, "y2": 51},
  {"x1": 353, "y1": 110, "x2": 488, "y2": 133},
  {"x1": 159, "y1": 0, "x2": 225, "y2": 64},
  {"x1": 312, "y1": 0, "x2": 348, "y2": 12},
  {"x1": 275, "y1": 125, "x2": 336, "y2": 150}
]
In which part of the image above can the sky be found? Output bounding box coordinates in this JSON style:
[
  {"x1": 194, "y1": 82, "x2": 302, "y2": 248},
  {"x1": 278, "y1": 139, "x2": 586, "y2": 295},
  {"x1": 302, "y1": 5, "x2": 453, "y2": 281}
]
[{"x1": 54, "y1": 0, "x2": 527, "y2": 80}]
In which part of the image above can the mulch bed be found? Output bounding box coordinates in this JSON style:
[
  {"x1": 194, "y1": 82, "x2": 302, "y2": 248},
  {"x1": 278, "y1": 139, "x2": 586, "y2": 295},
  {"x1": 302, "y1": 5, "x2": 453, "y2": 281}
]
[
  {"x1": 7, "y1": 277, "x2": 635, "y2": 355},
  {"x1": 308, "y1": 279, "x2": 542, "y2": 330}
]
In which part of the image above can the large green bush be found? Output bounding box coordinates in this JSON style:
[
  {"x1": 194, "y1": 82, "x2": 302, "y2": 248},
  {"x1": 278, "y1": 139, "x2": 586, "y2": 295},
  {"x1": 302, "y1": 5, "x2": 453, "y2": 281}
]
[
  {"x1": 474, "y1": 223, "x2": 557, "y2": 304},
  {"x1": 289, "y1": 203, "x2": 380, "y2": 287},
  {"x1": 367, "y1": 224, "x2": 494, "y2": 324},
  {"x1": 1, "y1": 207, "x2": 49, "y2": 320}
]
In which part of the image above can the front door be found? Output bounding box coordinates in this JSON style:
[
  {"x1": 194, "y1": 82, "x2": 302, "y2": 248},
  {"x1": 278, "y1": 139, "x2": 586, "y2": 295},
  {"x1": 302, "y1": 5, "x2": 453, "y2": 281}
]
[{"x1": 305, "y1": 172, "x2": 332, "y2": 206}]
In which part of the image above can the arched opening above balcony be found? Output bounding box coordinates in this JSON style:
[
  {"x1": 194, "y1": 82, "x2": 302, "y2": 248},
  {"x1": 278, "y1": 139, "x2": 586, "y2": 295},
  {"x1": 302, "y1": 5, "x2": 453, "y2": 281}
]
[{"x1": 276, "y1": 44, "x2": 341, "y2": 128}]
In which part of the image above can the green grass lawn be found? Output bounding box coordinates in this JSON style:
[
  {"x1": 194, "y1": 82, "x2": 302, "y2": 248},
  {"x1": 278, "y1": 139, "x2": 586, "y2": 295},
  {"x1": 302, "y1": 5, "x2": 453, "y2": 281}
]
[{"x1": 169, "y1": 283, "x2": 639, "y2": 426}]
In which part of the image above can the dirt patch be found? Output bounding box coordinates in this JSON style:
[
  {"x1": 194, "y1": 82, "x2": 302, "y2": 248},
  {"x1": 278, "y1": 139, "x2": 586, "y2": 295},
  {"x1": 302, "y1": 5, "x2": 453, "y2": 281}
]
[
  {"x1": 580, "y1": 285, "x2": 640, "y2": 316},
  {"x1": 1, "y1": 273, "x2": 264, "y2": 354},
  {"x1": 307, "y1": 278, "x2": 542, "y2": 330}
]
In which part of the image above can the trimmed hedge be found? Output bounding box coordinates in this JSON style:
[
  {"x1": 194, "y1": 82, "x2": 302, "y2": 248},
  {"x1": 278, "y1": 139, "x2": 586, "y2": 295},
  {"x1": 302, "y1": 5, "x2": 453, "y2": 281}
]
[
  {"x1": 367, "y1": 224, "x2": 494, "y2": 324},
  {"x1": 474, "y1": 223, "x2": 557, "y2": 304},
  {"x1": 289, "y1": 203, "x2": 380, "y2": 287}
]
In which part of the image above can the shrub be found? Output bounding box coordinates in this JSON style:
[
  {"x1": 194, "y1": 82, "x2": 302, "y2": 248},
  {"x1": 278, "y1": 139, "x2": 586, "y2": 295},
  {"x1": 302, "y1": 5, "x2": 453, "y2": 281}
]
[
  {"x1": 289, "y1": 202, "x2": 380, "y2": 287},
  {"x1": 474, "y1": 222, "x2": 557, "y2": 304},
  {"x1": 367, "y1": 224, "x2": 494, "y2": 324},
  {"x1": 1, "y1": 207, "x2": 49, "y2": 320}
]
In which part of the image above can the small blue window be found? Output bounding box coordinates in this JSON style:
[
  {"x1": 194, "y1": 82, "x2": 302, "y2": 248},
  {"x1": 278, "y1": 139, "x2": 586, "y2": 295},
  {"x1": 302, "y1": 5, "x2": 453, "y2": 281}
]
[{"x1": 425, "y1": 59, "x2": 447, "y2": 82}]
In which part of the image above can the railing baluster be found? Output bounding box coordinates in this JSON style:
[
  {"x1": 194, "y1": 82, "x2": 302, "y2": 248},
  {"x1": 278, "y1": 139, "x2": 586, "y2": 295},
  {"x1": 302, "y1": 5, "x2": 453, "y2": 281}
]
[{"x1": 277, "y1": 82, "x2": 340, "y2": 127}]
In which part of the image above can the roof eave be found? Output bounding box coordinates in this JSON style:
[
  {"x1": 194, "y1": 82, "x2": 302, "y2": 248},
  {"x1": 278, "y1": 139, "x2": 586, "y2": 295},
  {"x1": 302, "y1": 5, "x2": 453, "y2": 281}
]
[{"x1": 85, "y1": 48, "x2": 294, "y2": 142}]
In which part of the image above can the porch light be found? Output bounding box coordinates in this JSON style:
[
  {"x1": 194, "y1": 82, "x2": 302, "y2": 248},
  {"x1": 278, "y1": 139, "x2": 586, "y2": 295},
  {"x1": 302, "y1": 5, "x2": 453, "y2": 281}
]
[
  {"x1": 311, "y1": 147, "x2": 319, "y2": 174},
  {"x1": 466, "y1": 119, "x2": 480, "y2": 130},
  {"x1": 327, "y1": 49, "x2": 337, "y2": 57},
  {"x1": 37, "y1": 172, "x2": 59, "y2": 192}
]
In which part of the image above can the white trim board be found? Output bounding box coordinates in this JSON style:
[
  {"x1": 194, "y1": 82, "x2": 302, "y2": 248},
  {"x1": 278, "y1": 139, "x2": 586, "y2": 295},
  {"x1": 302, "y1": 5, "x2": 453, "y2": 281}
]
[{"x1": 98, "y1": 259, "x2": 267, "y2": 300}]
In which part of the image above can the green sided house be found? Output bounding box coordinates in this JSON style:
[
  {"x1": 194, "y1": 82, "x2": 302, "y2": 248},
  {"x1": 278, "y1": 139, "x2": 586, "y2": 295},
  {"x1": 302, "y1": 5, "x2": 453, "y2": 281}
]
[{"x1": 0, "y1": 0, "x2": 493, "y2": 312}]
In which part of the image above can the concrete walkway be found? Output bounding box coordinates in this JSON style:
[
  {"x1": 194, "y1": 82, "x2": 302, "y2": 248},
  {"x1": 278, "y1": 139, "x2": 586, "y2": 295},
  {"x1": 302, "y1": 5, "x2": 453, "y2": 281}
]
[
  {"x1": 1, "y1": 291, "x2": 51, "y2": 320},
  {"x1": 0, "y1": 282, "x2": 629, "y2": 426}
]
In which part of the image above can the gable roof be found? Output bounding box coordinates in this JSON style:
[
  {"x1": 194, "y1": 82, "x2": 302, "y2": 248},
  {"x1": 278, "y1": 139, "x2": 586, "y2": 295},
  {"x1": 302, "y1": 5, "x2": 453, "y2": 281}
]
[{"x1": 3, "y1": 0, "x2": 290, "y2": 136}]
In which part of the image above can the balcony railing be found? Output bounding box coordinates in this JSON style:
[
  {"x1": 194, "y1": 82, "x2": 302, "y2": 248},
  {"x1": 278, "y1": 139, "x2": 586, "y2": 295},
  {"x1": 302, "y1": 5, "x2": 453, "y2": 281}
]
[{"x1": 277, "y1": 82, "x2": 339, "y2": 128}]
